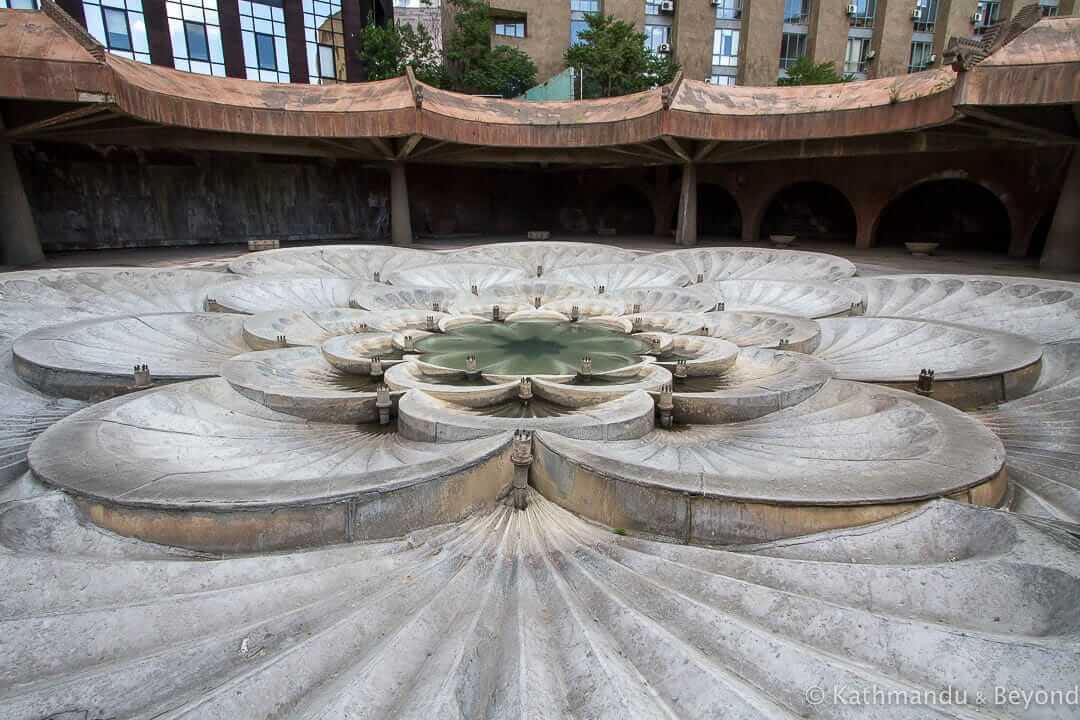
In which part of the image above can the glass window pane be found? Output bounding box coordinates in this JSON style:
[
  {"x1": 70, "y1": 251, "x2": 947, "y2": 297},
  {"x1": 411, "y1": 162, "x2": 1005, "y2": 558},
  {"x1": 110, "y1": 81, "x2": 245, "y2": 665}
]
[
  {"x1": 131, "y1": 14, "x2": 149, "y2": 53},
  {"x1": 185, "y1": 20, "x2": 210, "y2": 60},
  {"x1": 255, "y1": 32, "x2": 276, "y2": 69},
  {"x1": 319, "y1": 44, "x2": 334, "y2": 77},
  {"x1": 207, "y1": 25, "x2": 224, "y2": 62},
  {"x1": 104, "y1": 8, "x2": 132, "y2": 50}
]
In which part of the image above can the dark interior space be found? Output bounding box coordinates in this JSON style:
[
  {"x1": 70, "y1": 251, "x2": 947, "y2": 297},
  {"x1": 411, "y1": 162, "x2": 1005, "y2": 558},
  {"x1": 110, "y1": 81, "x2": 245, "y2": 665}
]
[
  {"x1": 874, "y1": 179, "x2": 1012, "y2": 253},
  {"x1": 759, "y1": 181, "x2": 856, "y2": 243}
]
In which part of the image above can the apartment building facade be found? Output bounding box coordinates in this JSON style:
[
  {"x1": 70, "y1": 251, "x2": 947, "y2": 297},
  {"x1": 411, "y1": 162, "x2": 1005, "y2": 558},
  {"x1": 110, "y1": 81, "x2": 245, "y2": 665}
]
[
  {"x1": 5, "y1": 0, "x2": 1070, "y2": 87},
  {"x1": 486, "y1": 0, "x2": 1071, "y2": 85}
]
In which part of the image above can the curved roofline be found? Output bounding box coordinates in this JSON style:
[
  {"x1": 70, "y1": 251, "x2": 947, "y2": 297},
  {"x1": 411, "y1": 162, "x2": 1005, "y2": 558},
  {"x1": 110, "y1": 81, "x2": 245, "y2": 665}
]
[{"x1": 0, "y1": 6, "x2": 1075, "y2": 151}]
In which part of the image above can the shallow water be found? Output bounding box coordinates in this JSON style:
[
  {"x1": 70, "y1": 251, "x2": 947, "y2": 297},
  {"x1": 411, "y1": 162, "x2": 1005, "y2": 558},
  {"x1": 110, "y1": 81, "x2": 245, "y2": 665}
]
[{"x1": 416, "y1": 321, "x2": 649, "y2": 375}]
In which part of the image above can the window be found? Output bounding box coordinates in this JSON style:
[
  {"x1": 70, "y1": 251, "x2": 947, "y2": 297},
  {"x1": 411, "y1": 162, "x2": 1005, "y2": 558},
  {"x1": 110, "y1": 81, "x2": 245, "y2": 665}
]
[
  {"x1": 779, "y1": 32, "x2": 806, "y2": 69},
  {"x1": 240, "y1": 0, "x2": 290, "y2": 82},
  {"x1": 714, "y1": 0, "x2": 740, "y2": 19},
  {"x1": 908, "y1": 39, "x2": 933, "y2": 72},
  {"x1": 711, "y1": 28, "x2": 739, "y2": 66},
  {"x1": 1, "y1": 0, "x2": 39, "y2": 8},
  {"x1": 494, "y1": 21, "x2": 525, "y2": 37},
  {"x1": 645, "y1": 24, "x2": 670, "y2": 53},
  {"x1": 783, "y1": 0, "x2": 810, "y2": 25},
  {"x1": 82, "y1": 0, "x2": 150, "y2": 63},
  {"x1": 645, "y1": 0, "x2": 660, "y2": 14},
  {"x1": 393, "y1": 0, "x2": 427, "y2": 5},
  {"x1": 304, "y1": 0, "x2": 345, "y2": 83},
  {"x1": 848, "y1": 0, "x2": 875, "y2": 28},
  {"x1": 571, "y1": 18, "x2": 589, "y2": 44},
  {"x1": 571, "y1": 0, "x2": 598, "y2": 10},
  {"x1": 912, "y1": 0, "x2": 937, "y2": 32},
  {"x1": 168, "y1": 0, "x2": 225, "y2": 75},
  {"x1": 709, "y1": 74, "x2": 735, "y2": 86},
  {"x1": 844, "y1": 36, "x2": 868, "y2": 74},
  {"x1": 1039, "y1": 0, "x2": 1058, "y2": 15},
  {"x1": 973, "y1": 0, "x2": 998, "y2": 31}
]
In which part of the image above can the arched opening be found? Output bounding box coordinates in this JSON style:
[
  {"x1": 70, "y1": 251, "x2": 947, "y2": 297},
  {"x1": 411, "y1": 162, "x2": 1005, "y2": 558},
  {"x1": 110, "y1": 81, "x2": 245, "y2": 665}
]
[
  {"x1": 697, "y1": 183, "x2": 742, "y2": 239},
  {"x1": 874, "y1": 179, "x2": 1011, "y2": 253},
  {"x1": 759, "y1": 182, "x2": 856, "y2": 243},
  {"x1": 593, "y1": 184, "x2": 654, "y2": 235}
]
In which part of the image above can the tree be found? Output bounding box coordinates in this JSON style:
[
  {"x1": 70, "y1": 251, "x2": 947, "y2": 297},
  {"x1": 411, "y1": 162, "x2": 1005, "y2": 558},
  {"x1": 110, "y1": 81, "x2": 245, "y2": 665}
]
[
  {"x1": 563, "y1": 13, "x2": 679, "y2": 99},
  {"x1": 357, "y1": 15, "x2": 446, "y2": 86},
  {"x1": 445, "y1": 0, "x2": 537, "y2": 97},
  {"x1": 777, "y1": 56, "x2": 852, "y2": 86}
]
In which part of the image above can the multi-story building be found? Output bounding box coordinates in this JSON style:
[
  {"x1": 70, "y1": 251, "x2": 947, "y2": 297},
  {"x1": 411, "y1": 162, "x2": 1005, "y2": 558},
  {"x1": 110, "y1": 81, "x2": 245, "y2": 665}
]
[
  {"x1": 17, "y1": 0, "x2": 1074, "y2": 87},
  {"x1": 486, "y1": 0, "x2": 1074, "y2": 86}
]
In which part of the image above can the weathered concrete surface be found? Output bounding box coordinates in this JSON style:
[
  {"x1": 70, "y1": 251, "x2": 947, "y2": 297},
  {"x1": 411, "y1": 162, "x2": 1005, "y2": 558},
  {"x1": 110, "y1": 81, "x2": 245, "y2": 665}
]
[
  {"x1": 976, "y1": 340, "x2": 1080, "y2": 522},
  {"x1": 220, "y1": 347, "x2": 404, "y2": 423},
  {"x1": 27, "y1": 377, "x2": 512, "y2": 517},
  {"x1": 627, "y1": 310, "x2": 823, "y2": 353},
  {"x1": 1039, "y1": 150, "x2": 1080, "y2": 273},
  {"x1": 814, "y1": 317, "x2": 1044, "y2": 408},
  {"x1": 397, "y1": 389, "x2": 656, "y2": 443},
  {"x1": 13, "y1": 312, "x2": 250, "y2": 401},
  {"x1": 0, "y1": 116, "x2": 43, "y2": 265},
  {"x1": 350, "y1": 285, "x2": 462, "y2": 312},
  {"x1": 447, "y1": 241, "x2": 641, "y2": 273},
  {"x1": 386, "y1": 262, "x2": 527, "y2": 293},
  {"x1": 547, "y1": 263, "x2": 691, "y2": 291},
  {"x1": 241, "y1": 308, "x2": 384, "y2": 349},
  {"x1": 534, "y1": 380, "x2": 1006, "y2": 542},
  {"x1": 207, "y1": 277, "x2": 381, "y2": 314},
  {"x1": 646, "y1": 247, "x2": 857, "y2": 281},
  {"x1": 656, "y1": 347, "x2": 835, "y2": 424},
  {"x1": 705, "y1": 279, "x2": 863, "y2": 318},
  {"x1": 0, "y1": 268, "x2": 231, "y2": 482},
  {"x1": 842, "y1": 274, "x2": 1080, "y2": 342},
  {"x1": 18, "y1": 145, "x2": 392, "y2": 251},
  {"x1": 229, "y1": 244, "x2": 436, "y2": 279},
  {"x1": 4, "y1": 491, "x2": 1075, "y2": 719},
  {"x1": 609, "y1": 287, "x2": 718, "y2": 314}
]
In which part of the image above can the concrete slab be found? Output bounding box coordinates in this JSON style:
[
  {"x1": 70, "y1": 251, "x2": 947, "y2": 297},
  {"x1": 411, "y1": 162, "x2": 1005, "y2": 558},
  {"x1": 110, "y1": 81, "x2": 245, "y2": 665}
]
[
  {"x1": 644, "y1": 247, "x2": 857, "y2": 281},
  {"x1": 703, "y1": 279, "x2": 863, "y2": 318}
]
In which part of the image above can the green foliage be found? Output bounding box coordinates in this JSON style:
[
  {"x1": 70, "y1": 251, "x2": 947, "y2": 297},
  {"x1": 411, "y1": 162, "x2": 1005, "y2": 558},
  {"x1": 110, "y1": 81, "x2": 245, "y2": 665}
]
[
  {"x1": 444, "y1": 0, "x2": 537, "y2": 97},
  {"x1": 563, "y1": 13, "x2": 680, "y2": 98},
  {"x1": 357, "y1": 14, "x2": 446, "y2": 86},
  {"x1": 612, "y1": 528, "x2": 627, "y2": 536},
  {"x1": 776, "y1": 56, "x2": 853, "y2": 86}
]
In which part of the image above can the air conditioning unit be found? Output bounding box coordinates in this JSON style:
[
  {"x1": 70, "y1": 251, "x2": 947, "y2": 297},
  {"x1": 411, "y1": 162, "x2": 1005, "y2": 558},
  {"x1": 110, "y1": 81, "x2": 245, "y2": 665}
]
[
  {"x1": 971, "y1": 10, "x2": 983, "y2": 22},
  {"x1": 660, "y1": 0, "x2": 675, "y2": 12},
  {"x1": 735, "y1": 8, "x2": 742, "y2": 16},
  {"x1": 929, "y1": 53, "x2": 937, "y2": 62},
  {"x1": 710, "y1": 0, "x2": 721, "y2": 5},
  {"x1": 866, "y1": 48, "x2": 876, "y2": 59},
  {"x1": 911, "y1": 7, "x2": 921, "y2": 18},
  {"x1": 846, "y1": 4, "x2": 858, "y2": 15},
  {"x1": 657, "y1": 42, "x2": 672, "y2": 53}
]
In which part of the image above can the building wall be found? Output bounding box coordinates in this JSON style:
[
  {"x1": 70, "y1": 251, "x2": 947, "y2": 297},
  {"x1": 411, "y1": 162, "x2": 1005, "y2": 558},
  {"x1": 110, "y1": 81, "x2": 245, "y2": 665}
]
[
  {"x1": 488, "y1": 0, "x2": 571, "y2": 83},
  {"x1": 15, "y1": 142, "x2": 1067, "y2": 257},
  {"x1": 16, "y1": 145, "x2": 390, "y2": 251},
  {"x1": 49, "y1": 0, "x2": 993, "y2": 90},
  {"x1": 737, "y1": 0, "x2": 785, "y2": 85},
  {"x1": 673, "y1": 0, "x2": 716, "y2": 83},
  {"x1": 808, "y1": 0, "x2": 850, "y2": 73}
]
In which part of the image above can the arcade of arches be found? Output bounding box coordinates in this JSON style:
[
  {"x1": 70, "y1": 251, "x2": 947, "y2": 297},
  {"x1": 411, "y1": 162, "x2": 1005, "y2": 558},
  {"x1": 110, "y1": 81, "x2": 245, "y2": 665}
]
[{"x1": 9, "y1": 143, "x2": 1073, "y2": 260}]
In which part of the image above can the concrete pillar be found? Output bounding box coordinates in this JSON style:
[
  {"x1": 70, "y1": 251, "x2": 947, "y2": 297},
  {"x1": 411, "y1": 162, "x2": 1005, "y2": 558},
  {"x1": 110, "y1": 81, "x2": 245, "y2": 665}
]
[
  {"x1": 390, "y1": 162, "x2": 413, "y2": 246},
  {"x1": 808, "y1": 0, "x2": 850, "y2": 75},
  {"x1": 737, "y1": 0, "x2": 785, "y2": 86},
  {"x1": 1040, "y1": 151, "x2": 1080, "y2": 273},
  {"x1": 675, "y1": 163, "x2": 697, "y2": 247},
  {"x1": 0, "y1": 122, "x2": 44, "y2": 266}
]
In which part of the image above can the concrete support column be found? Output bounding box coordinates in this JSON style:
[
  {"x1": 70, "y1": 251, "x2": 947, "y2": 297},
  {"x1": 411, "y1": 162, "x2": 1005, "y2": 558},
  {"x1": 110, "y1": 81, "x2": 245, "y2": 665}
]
[
  {"x1": 653, "y1": 166, "x2": 674, "y2": 237},
  {"x1": 675, "y1": 163, "x2": 697, "y2": 247},
  {"x1": 1040, "y1": 150, "x2": 1080, "y2": 273},
  {"x1": 0, "y1": 122, "x2": 44, "y2": 266},
  {"x1": 390, "y1": 162, "x2": 413, "y2": 246}
]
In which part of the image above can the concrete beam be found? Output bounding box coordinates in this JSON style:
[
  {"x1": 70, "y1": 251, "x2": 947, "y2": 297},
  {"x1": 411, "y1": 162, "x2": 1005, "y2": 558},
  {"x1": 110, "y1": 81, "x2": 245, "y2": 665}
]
[
  {"x1": 390, "y1": 162, "x2": 413, "y2": 246},
  {"x1": 0, "y1": 118, "x2": 44, "y2": 266}
]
